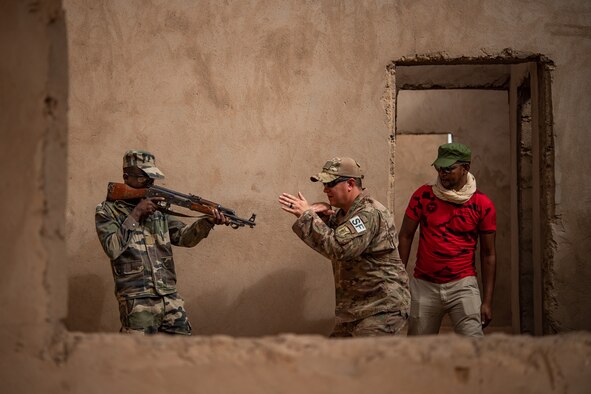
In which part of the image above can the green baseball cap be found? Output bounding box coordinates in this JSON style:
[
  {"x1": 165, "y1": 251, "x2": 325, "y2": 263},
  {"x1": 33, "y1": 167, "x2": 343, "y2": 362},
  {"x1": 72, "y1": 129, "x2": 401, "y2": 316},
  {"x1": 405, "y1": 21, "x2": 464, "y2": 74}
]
[
  {"x1": 432, "y1": 143, "x2": 471, "y2": 169},
  {"x1": 123, "y1": 150, "x2": 165, "y2": 179},
  {"x1": 310, "y1": 157, "x2": 364, "y2": 183}
]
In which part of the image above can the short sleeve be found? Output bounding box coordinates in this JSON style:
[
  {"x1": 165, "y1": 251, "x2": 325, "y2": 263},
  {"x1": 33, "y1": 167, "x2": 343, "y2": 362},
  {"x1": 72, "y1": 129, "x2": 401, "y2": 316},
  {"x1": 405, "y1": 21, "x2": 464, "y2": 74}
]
[
  {"x1": 478, "y1": 195, "x2": 496, "y2": 232},
  {"x1": 405, "y1": 186, "x2": 426, "y2": 221}
]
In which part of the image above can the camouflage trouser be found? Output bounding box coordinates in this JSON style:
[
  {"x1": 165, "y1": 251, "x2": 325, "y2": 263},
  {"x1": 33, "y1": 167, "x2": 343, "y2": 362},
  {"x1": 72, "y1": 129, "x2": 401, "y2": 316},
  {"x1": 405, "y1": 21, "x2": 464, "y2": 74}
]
[
  {"x1": 330, "y1": 311, "x2": 408, "y2": 337},
  {"x1": 118, "y1": 293, "x2": 192, "y2": 335}
]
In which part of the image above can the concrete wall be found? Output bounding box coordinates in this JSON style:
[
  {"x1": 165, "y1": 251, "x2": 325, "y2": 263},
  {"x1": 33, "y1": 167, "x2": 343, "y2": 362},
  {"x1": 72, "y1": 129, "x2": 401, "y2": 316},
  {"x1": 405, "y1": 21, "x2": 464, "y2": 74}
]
[{"x1": 2, "y1": 0, "x2": 591, "y2": 392}]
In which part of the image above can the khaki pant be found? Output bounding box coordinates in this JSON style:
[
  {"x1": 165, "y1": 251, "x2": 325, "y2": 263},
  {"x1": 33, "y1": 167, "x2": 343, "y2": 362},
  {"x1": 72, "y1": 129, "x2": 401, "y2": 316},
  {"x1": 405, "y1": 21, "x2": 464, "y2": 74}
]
[{"x1": 408, "y1": 276, "x2": 483, "y2": 337}]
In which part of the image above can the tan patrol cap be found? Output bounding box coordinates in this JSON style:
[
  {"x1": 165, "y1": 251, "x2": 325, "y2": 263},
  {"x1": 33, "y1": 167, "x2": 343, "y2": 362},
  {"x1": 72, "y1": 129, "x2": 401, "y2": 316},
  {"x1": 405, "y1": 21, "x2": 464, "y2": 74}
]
[{"x1": 310, "y1": 157, "x2": 364, "y2": 183}]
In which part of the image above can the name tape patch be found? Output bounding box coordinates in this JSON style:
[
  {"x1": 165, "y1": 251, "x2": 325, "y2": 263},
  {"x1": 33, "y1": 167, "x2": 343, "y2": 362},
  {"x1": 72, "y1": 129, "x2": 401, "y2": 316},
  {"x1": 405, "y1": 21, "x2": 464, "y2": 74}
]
[{"x1": 349, "y1": 216, "x2": 367, "y2": 233}]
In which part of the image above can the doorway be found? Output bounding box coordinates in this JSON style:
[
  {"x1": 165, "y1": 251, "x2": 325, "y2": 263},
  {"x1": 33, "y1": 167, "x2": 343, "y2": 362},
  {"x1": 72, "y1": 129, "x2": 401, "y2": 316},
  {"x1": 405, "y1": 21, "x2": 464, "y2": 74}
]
[{"x1": 389, "y1": 59, "x2": 555, "y2": 335}]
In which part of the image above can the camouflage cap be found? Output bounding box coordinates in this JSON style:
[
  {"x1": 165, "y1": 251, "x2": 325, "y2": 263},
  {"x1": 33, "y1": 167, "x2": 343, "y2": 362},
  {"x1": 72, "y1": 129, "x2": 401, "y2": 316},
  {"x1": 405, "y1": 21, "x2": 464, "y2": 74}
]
[
  {"x1": 310, "y1": 157, "x2": 364, "y2": 183},
  {"x1": 432, "y1": 143, "x2": 471, "y2": 169},
  {"x1": 123, "y1": 150, "x2": 165, "y2": 179}
]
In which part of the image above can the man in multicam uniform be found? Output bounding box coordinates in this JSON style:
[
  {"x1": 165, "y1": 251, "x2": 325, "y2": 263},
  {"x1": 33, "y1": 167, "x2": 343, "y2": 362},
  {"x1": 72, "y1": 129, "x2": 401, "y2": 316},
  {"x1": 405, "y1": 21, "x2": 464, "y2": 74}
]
[
  {"x1": 95, "y1": 150, "x2": 228, "y2": 335},
  {"x1": 279, "y1": 157, "x2": 410, "y2": 337}
]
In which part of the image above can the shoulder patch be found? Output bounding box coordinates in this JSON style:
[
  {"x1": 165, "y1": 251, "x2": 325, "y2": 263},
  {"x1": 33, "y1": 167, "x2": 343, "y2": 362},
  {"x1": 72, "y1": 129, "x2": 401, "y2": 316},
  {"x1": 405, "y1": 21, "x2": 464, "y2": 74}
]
[
  {"x1": 348, "y1": 215, "x2": 367, "y2": 233},
  {"x1": 336, "y1": 224, "x2": 352, "y2": 237}
]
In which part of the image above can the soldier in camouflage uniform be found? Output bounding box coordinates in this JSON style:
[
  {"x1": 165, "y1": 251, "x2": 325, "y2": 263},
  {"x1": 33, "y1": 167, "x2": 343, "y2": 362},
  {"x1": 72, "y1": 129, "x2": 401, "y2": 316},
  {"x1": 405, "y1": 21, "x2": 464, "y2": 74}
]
[
  {"x1": 279, "y1": 157, "x2": 410, "y2": 337},
  {"x1": 95, "y1": 150, "x2": 228, "y2": 335}
]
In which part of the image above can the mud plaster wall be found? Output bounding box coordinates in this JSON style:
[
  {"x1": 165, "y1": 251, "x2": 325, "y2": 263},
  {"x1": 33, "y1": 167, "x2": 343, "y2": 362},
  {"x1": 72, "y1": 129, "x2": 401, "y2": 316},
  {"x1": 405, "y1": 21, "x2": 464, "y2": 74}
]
[
  {"x1": 0, "y1": 0, "x2": 68, "y2": 350},
  {"x1": 2, "y1": 0, "x2": 591, "y2": 392},
  {"x1": 63, "y1": 0, "x2": 591, "y2": 335}
]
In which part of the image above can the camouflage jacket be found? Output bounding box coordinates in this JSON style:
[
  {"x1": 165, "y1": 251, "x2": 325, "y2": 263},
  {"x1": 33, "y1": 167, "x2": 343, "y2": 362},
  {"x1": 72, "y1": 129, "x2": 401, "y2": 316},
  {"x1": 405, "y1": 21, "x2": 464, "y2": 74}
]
[
  {"x1": 292, "y1": 193, "x2": 410, "y2": 323},
  {"x1": 95, "y1": 200, "x2": 214, "y2": 300}
]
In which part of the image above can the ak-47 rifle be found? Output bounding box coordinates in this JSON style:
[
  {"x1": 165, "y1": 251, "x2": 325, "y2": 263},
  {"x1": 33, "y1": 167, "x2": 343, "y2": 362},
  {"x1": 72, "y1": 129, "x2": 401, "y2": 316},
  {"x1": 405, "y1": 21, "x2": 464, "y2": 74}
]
[{"x1": 106, "y1": 182, "x2": 256, "y2": 229}]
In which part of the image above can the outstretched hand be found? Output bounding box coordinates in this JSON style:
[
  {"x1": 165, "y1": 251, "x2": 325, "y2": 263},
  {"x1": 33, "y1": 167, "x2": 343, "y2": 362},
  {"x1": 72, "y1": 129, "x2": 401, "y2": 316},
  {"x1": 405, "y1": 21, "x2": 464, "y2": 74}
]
[
  {"x1": 279, "y1": 192, "x2": 311, "y2": 217},
  {"x1": 279, "y1": 192, "x2": 335, "y2": 218},
  {"x1": 310, "y1": 202, "x2": 336, "y2": 217}
]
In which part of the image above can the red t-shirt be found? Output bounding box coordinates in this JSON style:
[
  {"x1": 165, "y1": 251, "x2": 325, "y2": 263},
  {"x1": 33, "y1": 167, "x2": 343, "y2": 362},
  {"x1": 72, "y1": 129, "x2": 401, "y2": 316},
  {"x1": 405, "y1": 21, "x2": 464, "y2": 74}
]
[{"x1": 405, "y1": 185, "x2": 496, "y2": 284}]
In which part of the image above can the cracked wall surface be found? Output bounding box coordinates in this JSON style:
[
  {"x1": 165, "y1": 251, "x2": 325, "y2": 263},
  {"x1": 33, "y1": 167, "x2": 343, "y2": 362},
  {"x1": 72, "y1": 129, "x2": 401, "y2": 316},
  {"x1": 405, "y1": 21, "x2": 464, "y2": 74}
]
[{"x1": 1, "y1": 0, "x2": 591, "y2": 392}]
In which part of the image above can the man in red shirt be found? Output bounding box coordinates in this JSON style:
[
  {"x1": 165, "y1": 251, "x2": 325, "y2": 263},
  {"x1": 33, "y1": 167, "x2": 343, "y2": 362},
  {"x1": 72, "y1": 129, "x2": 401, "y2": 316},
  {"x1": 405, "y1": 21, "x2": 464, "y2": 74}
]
[{"x1": 398, "y1": 143, "x2": 496, "y2": 336}]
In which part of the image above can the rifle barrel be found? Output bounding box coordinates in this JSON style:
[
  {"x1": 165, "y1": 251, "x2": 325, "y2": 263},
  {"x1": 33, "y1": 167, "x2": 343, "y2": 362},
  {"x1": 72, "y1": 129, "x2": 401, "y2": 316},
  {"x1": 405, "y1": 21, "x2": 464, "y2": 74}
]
[{"x1": 146, "y1": 184, "x2": 256, "y2": 229}]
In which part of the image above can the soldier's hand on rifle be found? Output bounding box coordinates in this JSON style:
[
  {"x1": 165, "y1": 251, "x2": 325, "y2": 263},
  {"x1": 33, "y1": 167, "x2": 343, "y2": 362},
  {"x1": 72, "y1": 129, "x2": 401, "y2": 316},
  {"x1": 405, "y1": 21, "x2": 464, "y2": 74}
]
[
  {"x1": 207, "y1": 208, "x2": 230, "y2": 226},
  {"x1": 131, "y1": 197, "x2": 165, "y2": 221}
]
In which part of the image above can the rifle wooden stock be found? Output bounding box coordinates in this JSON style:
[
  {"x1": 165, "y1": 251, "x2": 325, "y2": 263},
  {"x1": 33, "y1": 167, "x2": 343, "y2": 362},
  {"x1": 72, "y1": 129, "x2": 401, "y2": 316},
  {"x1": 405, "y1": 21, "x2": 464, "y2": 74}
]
[
  {"x1": 105, "y1": 182, "x2": 256, "y2": 229},
  {"x1": 107, "y1": 182, "x2": 148, "y2": 201}
]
